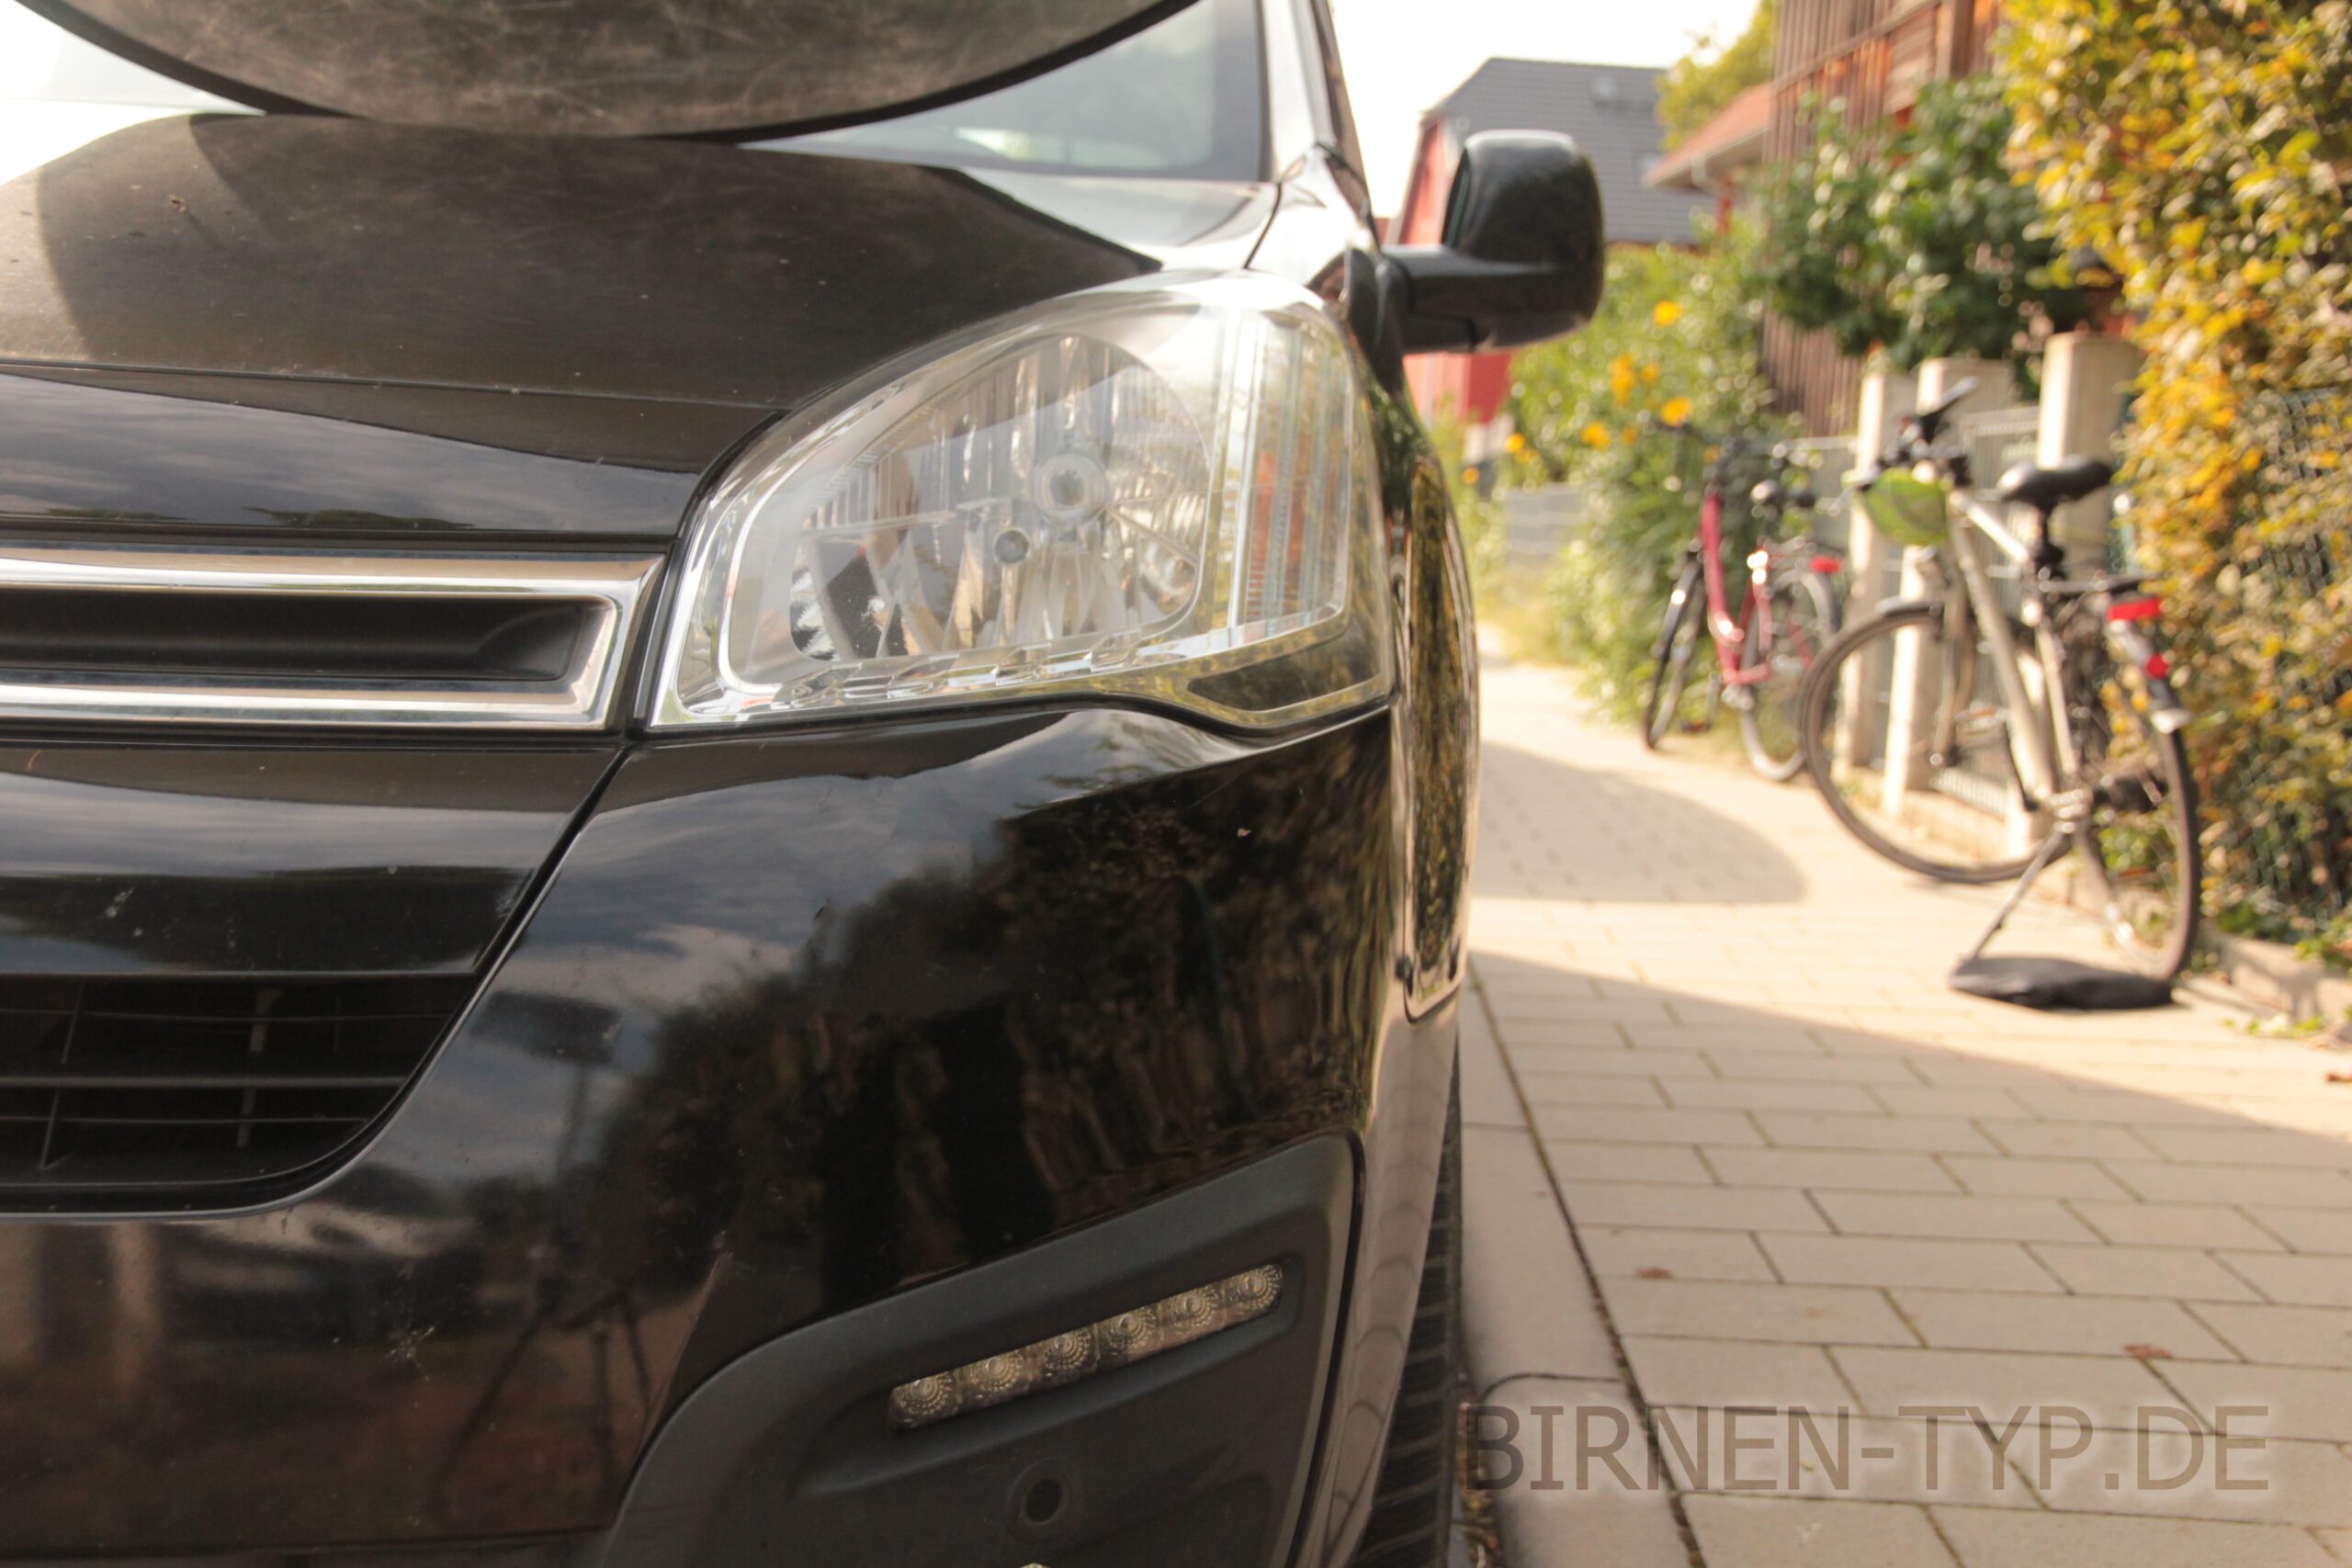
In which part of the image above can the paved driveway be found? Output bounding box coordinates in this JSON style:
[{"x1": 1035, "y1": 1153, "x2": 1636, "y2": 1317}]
[{"x1": 1460, "y1": 653, "x2": 2352, "y2": 1568}]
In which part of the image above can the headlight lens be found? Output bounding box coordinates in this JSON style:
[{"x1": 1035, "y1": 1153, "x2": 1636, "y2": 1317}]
[{"x1": 647, "y1": 276, "x2": 1390, "y2": 729}]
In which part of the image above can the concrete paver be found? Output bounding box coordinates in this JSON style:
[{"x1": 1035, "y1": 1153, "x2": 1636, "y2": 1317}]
[
  {"x1": 1928, "y1": 1505, "x2": 2339, "y2": 1567},
  {"x1": 1684, "y1": 1496, "x2": 1958, "y2": 1567},
  {"x1": 1457, "y1": 656, "x2": 2352, "y2": 1565}
]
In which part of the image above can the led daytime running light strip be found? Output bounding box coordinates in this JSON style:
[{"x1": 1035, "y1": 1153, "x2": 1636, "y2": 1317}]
[{"x1": 888, "y1": 1262, "x2": 1283, "y2": 1431}]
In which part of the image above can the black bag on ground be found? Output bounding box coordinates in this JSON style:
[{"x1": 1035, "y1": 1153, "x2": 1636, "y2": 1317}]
[{"x1": 1947, "y1": 955, "x2": 2174, "y2": 1011}]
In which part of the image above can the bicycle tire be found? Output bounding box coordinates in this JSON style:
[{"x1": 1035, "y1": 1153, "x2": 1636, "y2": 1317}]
[
  {"x1": 1643, "y1": 562, "x2": 1703, "y2": 751},
  {"x1": 1739, "y1": 568, "x2": 1840, "y2": 783},
  {"x1": 2071, "y1": 680, "x2": 2201, "y2": 980},
  {"x1": 1797, "y1": 604, "x2": 2041, "y2": 885}
]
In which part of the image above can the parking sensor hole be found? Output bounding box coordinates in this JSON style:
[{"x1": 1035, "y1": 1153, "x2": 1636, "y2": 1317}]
[{"x1": 1022, "y1": 1475, "x2": 1066, "y2": 1526}]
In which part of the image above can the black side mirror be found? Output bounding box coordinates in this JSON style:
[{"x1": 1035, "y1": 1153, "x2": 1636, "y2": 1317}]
[{"x1": 1385, "y1": 130, "x2": 1605, "y2": 354}]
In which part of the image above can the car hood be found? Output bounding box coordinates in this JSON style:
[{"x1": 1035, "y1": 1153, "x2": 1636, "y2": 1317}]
[
  {"x1": 1, "y1": 111, "x2": 1190, "y2": 403},
  {"x1": 19, "y1": 0, "x2": 1182, "y2": 137},
  {"x1": 0, "y1": 110, "x2": 1273, "y2": 539}
]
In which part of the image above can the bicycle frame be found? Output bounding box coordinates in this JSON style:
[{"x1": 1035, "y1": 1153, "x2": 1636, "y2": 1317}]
[
  {"x1": 1687, "y1": 486, "x2": 1827, "y2": 690},
  {"x1": 1939, "y1": 491, "x2": 2068, "y2": 802}
]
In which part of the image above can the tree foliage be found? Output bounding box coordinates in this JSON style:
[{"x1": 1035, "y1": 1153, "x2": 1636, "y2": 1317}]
[
  {"x1": 1657, "y1": 0, "x2": 1776, "y2": 151},
  {"x1": 1754, "y1": 76, "x2": 2088, "y2": 372},
  {"x1": 2003, "y1": 0, "x2": 2352, "y2": 964},
  {"x1": 1497, "y1": 230, "x2": 1793, "y2": 718}
]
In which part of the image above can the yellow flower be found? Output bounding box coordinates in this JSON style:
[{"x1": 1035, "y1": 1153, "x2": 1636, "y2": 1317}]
[
  {"x1": 1608, "y1": 352, "x2": 1637, "y2": 403},
  {"x1": 1580, "y1": 423, "x2": 1611, "y2": 450},
  {"x1": 1620, "y1": 425, "x2": 1639, "y2": 446},
  {"x1": 1653, "y1": 299, "x2": 1683, "y2": 327},
  {"x1": 1506, "y1": 431, "x2": 1527, "y2": 455},
  {"x1": 1641, "y1": 362, "x2": 1661, "y2": 386},
  {"x1": 1660, "y1": 396, "x2": 1694, "y2": 427}
]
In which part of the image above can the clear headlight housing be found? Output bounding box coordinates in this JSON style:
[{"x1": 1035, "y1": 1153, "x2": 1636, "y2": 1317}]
[{"x1": 647, "y1": 276, "x2": 1391, "y2": 729}]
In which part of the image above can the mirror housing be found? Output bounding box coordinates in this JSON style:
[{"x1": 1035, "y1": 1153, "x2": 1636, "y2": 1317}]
[{"x1": 1385, "y1": 131, "x2": 1606, "y2": 355}]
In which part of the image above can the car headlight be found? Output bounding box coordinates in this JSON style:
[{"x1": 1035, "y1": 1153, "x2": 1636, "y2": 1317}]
[{"x1": 646, "y1": 275, "x2": 1391, "y2": 730}]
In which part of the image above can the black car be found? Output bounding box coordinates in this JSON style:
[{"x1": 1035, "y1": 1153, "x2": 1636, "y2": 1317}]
[{"x1": 0, "y1": 3, "x2": 1598, "y2": 1563}]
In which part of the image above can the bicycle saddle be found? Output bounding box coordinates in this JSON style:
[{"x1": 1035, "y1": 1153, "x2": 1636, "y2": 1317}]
[{"x1": 1996, "y1": 456, "x2": 2114, "y2": 513}]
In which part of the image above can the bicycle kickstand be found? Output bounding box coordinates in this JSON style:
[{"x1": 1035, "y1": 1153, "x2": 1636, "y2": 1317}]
[{"x1": 1960, "y1": 827, "x2": 2075, "y2": 964}]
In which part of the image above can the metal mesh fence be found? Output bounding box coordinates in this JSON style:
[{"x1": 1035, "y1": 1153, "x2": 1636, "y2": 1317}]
[
  {"x1": 1790, "y1": 435, "x2": 1858, "y2": 550},
  {"x1": 1959, "y1": 406, "x2": 2045, "y2": 497}
]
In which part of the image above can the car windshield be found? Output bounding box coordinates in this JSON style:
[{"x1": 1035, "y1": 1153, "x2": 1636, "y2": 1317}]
[{"x1": 766, "y1": 0, "x2": 1263, "y2": 181}]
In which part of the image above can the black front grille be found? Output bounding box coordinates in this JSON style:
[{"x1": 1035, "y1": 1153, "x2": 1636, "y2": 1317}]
[{"x1": 0, "y1": 974, "x2": 475, "y2": 1202}]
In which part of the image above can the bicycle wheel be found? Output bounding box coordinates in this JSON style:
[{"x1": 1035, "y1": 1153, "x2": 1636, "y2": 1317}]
[
  {"x1": 1797, "y1": 604, "x2": 2046, "y2": 884},
  {"x1": 1643, "y1": 561, "x2": 1703, "y2": 751},
  {"x1": 2066, "y1": 660, "x2": 2201, "y2": 979},
  {"x1": 1738, "y1": 567, "x2": 1840, "y2": 783}
]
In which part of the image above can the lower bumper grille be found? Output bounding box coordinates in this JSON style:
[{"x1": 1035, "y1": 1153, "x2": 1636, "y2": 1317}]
[{"x1": 0, "y1": 974, "x2": 476, "y2": 1203}]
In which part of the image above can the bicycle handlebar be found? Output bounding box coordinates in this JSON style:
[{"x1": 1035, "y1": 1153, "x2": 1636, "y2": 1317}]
[
  {"x1": 1913, "y1": 377, "x2": 1978, "y2": 439},
  {"x1": 1645, "y1": 419, "x2": 1819, "y2": 493},
  {"x1": 1863, "y1": 380, "x2": 1980, "y2": 476}
]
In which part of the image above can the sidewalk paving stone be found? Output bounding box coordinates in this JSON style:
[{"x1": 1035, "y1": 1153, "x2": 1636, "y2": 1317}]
[
  {"x1": 2067, "y1": 1201, "x2": 2289, "y2": 1250},
  {"x1": 1889, "y1": 1289, "x2": 2235, "y2": 1359},
  {"x1": 1597, "y1": 1276, "x2": 1917, "y2": 1347},
  {"x1": 2182, "y1": 1302, "x2": 2352, "y2": 1369},
  {"x1": 1684, "y1": 1496, "x2": 1957, "y2": 1568},
  {"x1": 1622, "y1": 1336, "x2": 1855, "y2": 1412},
  {"x1": 1811, "y1": 1191, "x2": 2100, "y2": 1242},
  {"x1": 2238, "y1": 1209, "x2": 2352, "y2": 1254},
  {"x1": 1759, "y1": 1235, "x2": 2062, "y2": 1294},
  {"x1": 2027, "y1": 1243, "x2": 2266, "y2": 1303},
  {"x1": 1827, "y1": 1344, "x2": 2182, "y2": 1429},
  {"x1": 1928, "y1": 1506, "x2": 2338, "y2": 1567}
]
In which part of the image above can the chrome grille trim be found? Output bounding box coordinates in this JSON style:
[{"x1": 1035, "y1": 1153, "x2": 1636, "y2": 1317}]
[{"x1": 0, "y1": 546, "x2": 662, "y2": 728}]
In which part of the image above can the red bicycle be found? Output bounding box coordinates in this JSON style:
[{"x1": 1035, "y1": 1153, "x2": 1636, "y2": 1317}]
[{"x1": 1642, "y1": 434, "x2": 1844, "y2": 780}]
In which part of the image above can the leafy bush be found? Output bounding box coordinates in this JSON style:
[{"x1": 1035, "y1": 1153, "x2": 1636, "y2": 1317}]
[
  {"x1": 1499, "y1": 231, "x2": 1791, "y2": 718},
  {"x1": 1755, "y1": 76, "x2": 2088, "y2": 373},
  {"x1": 1658, "y1": 0, "x2": 1776, "y2": 151},
  {"x1": 2003, "y1": 0, "x2": 2352, "y2": 964}
]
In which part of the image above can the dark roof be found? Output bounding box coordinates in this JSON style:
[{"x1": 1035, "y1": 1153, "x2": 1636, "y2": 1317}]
[{"x1": 1423, "y1": 58, "x2": 1710, "y2": 245}]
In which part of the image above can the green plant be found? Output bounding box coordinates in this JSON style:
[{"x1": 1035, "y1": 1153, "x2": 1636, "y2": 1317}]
[
  {"x1": 2002, "y1": 0, "x2": 2352, "y2": 961},
  {"x1": 1755, "y1": 76, "x2": 2089, "y2": 373},
  {"x1": 1500, "y1": 229, "x2": 1791, "y2": 717},
  {"x1": 1658, "y1": 0, "x2": 1776, "y2": 151}
]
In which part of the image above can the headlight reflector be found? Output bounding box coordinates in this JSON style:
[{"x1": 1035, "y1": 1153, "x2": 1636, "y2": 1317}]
[{"x1": 648, "y1": 277, "x2": 1387, "y2": 729}]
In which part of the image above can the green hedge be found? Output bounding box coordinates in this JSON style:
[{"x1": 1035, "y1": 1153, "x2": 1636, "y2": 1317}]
[{"x1": 2003, "y1": 0, "x2": 2352, "y2": 967}]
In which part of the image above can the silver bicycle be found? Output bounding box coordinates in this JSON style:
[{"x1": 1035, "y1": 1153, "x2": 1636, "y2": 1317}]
[{"x1": 1794, "y1": 379, "x2": 2201, "y2": 980}]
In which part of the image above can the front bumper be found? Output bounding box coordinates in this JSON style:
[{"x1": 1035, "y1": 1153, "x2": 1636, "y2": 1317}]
[
  {"x1": 0, "y1": 704, "x2": 1453, "y2": 1564},
  {"x1": 604, "y1": 1135, "x2": 1352, "y2": 1568}
]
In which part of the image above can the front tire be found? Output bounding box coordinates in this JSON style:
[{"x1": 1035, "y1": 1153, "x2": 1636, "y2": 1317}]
[
  {"x1": 1797, "y1": 604, "x2": 2044, "y2": 884},
  {"x1": 1349, "y1": 1077, "x2": 1462, "y2": 1568},
  {"x1": 1643, "y1": 563, "x2": 1703, "y2": 751}
]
